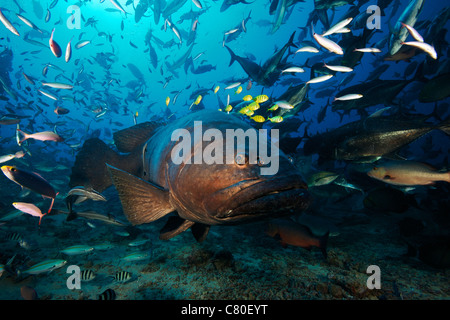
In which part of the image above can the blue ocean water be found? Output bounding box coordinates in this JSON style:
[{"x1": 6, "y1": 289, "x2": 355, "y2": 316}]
[{"x1": 0, "y1": 0, "x2": 449, "y2": 301}]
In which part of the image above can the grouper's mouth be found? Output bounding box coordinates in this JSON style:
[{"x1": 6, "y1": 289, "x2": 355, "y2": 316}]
[{"x1": 205, "y1": 174, "x2": 310, "y2": 222}]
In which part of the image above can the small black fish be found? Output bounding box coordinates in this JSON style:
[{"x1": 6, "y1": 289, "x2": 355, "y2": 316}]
[{"x1": 98, "y1": 288, "x2": 116, "y2": 300}]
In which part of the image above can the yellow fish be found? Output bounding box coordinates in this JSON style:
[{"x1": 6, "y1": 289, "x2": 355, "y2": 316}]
[
  {"x1": 247, "y1": 101, "x2": 260, "y2": 111},
  {"x1": 251, "y1": 115, "x2": 265, "y2": 123},
  {"x1": 267, "y1": 104, "x2": 279, "y2": 111},
  {"x1": 214, "y1": 86, "x2": 220, "y2": 94},
  {"x1": 225, "y1": 105, "x2": 233, "y2": 112},
  {"x1": 235, "y1": 86, "x2": 242, "y2": 94},
  {"x1": 239, "y1": 106, "x2": 250, "y2": 115},
  {"x1": 253, "y1": 94, "x2": 269, "y2": 103},
  {"x1": 268, "y1": 116, "x2": 283, "y2": 123},
  {"x1": 165, "y1": 96, "x2": 170, "y2": 106},
  {"x1": 242, "y1": 95, "x2": 253, "y2": 101},
  {"x1": 245, "y1": 109, "x2": 254, "y2": 116},
  {"x1": 194, "y1": 95, "x2": 203, "y2": 105}
]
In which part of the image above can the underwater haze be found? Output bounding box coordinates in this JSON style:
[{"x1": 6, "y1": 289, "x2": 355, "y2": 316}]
[{"x1": 0, "y1": 0, "x2": 450, "y2": 302}]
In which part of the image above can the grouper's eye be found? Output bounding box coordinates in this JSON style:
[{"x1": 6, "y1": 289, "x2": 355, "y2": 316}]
[{"x1": 235, "y1": 152, "x2": 248, "y2": 166}]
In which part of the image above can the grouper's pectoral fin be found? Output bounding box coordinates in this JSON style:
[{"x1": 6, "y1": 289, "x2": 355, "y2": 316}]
[
  {"x1": 159, "y1": 216, "x2": 195, "y2": 240},
  {"x1": 159, "y1": 217, "x2": 210, "y2": 242},
  {"x1": 106, "y1": 164, "x2": 174, "y2": 225}
]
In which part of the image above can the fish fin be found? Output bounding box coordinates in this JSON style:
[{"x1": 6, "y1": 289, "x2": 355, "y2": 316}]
[
  {"x1": 383, "y1": 153, "x2": 407, "y2": 161},
  {"x1": 287, "y1": 31, "x2": 297, "y2": 48},
  {"x1": 113, "y1": 121, "x2": 163, "y2": 153},
  {"x1": 17, "y1": 129, "x2": 28, "y2": 144},
  {"x1": 47, "y1": 194, "x2": 57, "y2": 214},
  {"x1": 159, "y1": 216, "x2": 195, "y2": 240},
  {"x1": 438, "y1": 116, "x2": 450, "y2": 136},
  {"x1": 413, "y1": 61, "x2": 427, "y2": 83},
  {"x1": 191, "y1": 223, "x2": 210, "y2": 242},
  {"x1": 69, "y1": 138, "x2": 143, "y2": 192},
  {"x1": 319, "y1": 231, "x2": 329, "y2": 259},
  {"x1": 66, "y1": 210, "x2": 78, "y2": 222},
  {"x1": 107, "y1": 164, "x2": 174, "y2": 225}
]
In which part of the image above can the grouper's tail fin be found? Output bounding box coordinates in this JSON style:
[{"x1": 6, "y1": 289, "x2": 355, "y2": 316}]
[{"x1": 69, "y1": 138, "x2": 143, "y2": 192}]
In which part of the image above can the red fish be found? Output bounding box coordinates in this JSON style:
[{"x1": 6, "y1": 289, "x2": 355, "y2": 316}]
[
  {"x1": 266, "y1": 219, "x2": 329, "y2": 258},
  {"x1": 49, "y1": 28, "x2": 62, "y2": 58},
  {"x1": 17, "y1": 129, "x2": 64, "y2": 143}
]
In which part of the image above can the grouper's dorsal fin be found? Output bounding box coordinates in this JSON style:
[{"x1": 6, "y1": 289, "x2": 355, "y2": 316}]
[
  {"x1": 113, "y1": 121, "x2": 163, "y2": 153},
  {"x1": 106, "y1": 164, "x2": 174, "y2": 225}
]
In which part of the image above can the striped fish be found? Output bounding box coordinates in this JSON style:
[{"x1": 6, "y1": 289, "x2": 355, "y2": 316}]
[
  {"x1": 114, "y1": 271, "x2": 132, "y2": 282},
  {"x1": 81, "y1": 269, "x2": 96, "y2": 281},
  {"x1": 98, "y1": 288, "x2": 116, "y2": 300},
  {"x1": 6, "y1": 232, "x2": 22, "y2": 241}
]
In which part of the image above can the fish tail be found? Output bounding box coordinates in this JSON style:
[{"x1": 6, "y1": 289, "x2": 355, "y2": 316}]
[
  {"x1": 438, "y1": 117, "x2": 450, "y2": 136},
  {"x1": 66, "y1": 210, "x2": 78, "y2": 221},
  {"x1": 319, "y1": 231, "x2": 329, "y2": 259},
  {"x1": 413, "y1": 61, "x2": 427, "y2": 83},
  {"x1": 47, "y1": 194, "x2": 57, "y2": 214},
  {"x1": 17, "y1": 129, "x2": 28, "y2": 144},
  {"x1": 287, "y1": 31, "x2": 297, "y2": 48},
  {"x1": 38, "y1": 214, "x2": 45, "y2": 225},
  {"x1": 224, "y1": 45, "x2": 237, "y2": 67}
]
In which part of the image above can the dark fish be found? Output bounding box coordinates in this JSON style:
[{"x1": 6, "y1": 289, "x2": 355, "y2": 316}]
[
  {"x1": 149, "y1": 44, "x2": 157, "y2": 69},
  {"x1": 98, "y1": 288, "x2": 116, "y2": 300},
  {"x1": 258, "y1": 31, "x2": 297, "y2": 86},
  {"x1": 64, "y1": 210, "x2": 127, "y2": 227},
  {"x1": 363, "y1": 186, "x2": 414, "y2": 214},
  {"x1": 165, "y1": 43, "x2": 195, "y2": 75},
  {"x1": 220, "y1": 0, "x2": 253, "y2": 12},
  {"x1": 304, "y1": 116, "x2": 450, "y2": 162},
  {"x1": 0, "y1": 118, "x2": 20, "y2": 125},
  {"x1": 407, "y1": 237, "x2": 450, "y2": 269},
  {"x1": 1, "y1": 166, "x2": 57, "y2": 213},
  {"x1": 134, "y1": 0, "x2": 149, "y2": 23},
  {"x1": 162, "y1": 0, "x2": 189, "y2": 19},
  {"x1": 54, "y1": 106, "x2": 70, "y2": 115},
  {"x1": 419, "y1": 73, "x2": 450, "y2": 103},
  {"x1": 69, "y1": 110, "x2": 310, "y2": 241},
  {"x1": 225, "y1": 45, "x2": 262, "y2": 84}
]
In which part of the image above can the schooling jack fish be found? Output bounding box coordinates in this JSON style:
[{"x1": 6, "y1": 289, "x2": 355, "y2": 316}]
[{"x1": 69, "y1": 110, "x2": 310, "y2": 241}]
